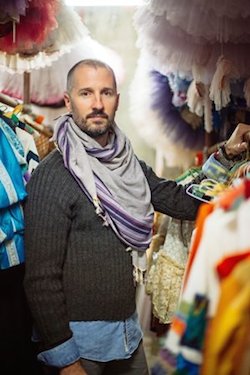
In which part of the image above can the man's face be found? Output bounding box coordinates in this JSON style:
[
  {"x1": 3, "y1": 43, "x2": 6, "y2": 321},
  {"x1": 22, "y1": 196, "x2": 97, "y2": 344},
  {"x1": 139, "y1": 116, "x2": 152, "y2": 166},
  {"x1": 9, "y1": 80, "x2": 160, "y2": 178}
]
[{"x1": 64, "y1": 65, "x2": 119, "y2": 146}]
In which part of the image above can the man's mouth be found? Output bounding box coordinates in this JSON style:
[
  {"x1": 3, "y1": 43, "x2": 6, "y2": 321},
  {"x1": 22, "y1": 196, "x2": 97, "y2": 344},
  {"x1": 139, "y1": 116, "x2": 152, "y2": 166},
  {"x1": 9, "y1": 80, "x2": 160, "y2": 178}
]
[{"x1": 87, "y1": 113, "x2": 108, "y2": 119}]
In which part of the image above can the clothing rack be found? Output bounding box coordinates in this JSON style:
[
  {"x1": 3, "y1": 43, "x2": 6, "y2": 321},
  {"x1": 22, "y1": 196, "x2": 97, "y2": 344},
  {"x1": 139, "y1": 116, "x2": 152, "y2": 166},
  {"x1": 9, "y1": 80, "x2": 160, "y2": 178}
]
[{"x1": 0, "y1": 92, "x2": 53, "y2": 138}]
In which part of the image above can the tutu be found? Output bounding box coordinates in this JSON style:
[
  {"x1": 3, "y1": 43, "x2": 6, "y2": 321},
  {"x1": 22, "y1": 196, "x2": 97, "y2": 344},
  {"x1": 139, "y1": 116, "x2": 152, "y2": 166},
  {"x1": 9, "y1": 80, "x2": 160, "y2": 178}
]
[
  {"x1": 140, "y1": 0, "x2": 250, "y2": 43},
  {"x1": 0, "y1": 1, "x2": 90, "y2": 73},
  {"x1": 209, "y1": 55, "x2": 239, "y2": 111},
  {"x1": 0, "y1": 0, "x2": 59, "y2": 54},
  {"x1": 0, "y1": 36, "x2": 124, "y2": 105},
  {"x1": 149, "y1": 0, "x2": 250, "y2": 20},
  {"x1": 0, "y1": 0, "x2": 29, "y2": 23},
  {"x1": 133, "y1": 2, "x2": 250, "y2": 83},
  {"x1": 149, "y1": 70, "x2": 204, "y2": 148},
  {"x1": 129, "y1": 54, "x2": 198, "y2": 169}
]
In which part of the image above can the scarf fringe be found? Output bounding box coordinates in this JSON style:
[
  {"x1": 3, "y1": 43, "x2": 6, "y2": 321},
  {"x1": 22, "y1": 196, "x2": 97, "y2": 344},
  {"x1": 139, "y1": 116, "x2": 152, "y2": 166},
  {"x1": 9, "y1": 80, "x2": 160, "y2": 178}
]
[
  {"x1": 128, "y1": 247, "x2": 148, "y2": 285},
  {"x1": 133, "y1": 266, "x2": 147, "y2": 285},
  {"x1": 93, "y1": 196, "x2": 109, "y2": 226}
]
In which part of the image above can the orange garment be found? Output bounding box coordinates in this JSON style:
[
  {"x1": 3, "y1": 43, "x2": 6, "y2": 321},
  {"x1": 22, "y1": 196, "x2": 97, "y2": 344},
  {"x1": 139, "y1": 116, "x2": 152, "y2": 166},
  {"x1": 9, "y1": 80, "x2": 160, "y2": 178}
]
[{"x1": 182, "y1": 202, "x2": 214, "y2": 289}]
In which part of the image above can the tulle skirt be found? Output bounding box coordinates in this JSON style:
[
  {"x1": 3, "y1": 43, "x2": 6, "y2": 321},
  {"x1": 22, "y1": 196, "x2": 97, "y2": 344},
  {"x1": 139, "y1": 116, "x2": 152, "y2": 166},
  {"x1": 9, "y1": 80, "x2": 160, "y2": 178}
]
[{"x1": 0, "y1": 2, "x2": 90, "y2": 73}]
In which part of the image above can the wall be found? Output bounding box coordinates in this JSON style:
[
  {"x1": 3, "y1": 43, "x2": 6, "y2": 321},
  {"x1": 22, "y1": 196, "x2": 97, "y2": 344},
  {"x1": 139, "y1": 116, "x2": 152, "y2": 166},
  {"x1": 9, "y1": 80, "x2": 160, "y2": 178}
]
[{"x1": 79, "y1": 6, "x2": 156, "y2": 168}]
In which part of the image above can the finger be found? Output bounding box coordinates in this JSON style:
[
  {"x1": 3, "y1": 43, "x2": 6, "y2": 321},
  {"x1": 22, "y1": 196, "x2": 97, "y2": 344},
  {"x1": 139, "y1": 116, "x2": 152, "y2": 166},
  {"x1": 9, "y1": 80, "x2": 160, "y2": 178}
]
[
  {"x1": 243, "y1": 131, "x2": 250, "y2": 143},
  {"x1": 232, "y1": 142, "x2": 248, "y2": 154}
]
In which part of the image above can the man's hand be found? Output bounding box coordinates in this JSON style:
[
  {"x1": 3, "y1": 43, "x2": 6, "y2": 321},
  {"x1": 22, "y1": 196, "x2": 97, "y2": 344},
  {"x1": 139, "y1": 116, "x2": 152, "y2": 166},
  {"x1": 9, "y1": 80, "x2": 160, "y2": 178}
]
[
  {"x1": 59, "y1": 361, "x2": 88, "y2": 375},
  {"x1": 224, "y1": 123, "x2": 250, "y2": 159}
]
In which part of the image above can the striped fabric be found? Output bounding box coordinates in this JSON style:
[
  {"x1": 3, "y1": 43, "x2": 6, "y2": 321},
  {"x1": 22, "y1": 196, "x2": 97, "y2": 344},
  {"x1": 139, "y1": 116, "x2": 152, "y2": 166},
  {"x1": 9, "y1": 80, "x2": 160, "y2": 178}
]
[
  {"x1": 0, "y1": 126, "x2": 27, "y2": 208},
  {"x1": 0, "y1": 117, "x2": 28, "y2": 179},
  {"x1": 53, "y1": 114, "x2": 154, "y2": 253},
  {"x1": 0, "y1": 203, "x2": 25, "y2": 269},
  {"x1": 0, "y1": 122, "x2": 27, "y2": 269},
  {"x1": 93, "y1": 174, "x2": 153, "y2": 250},
  {"x1": 202, "y1": 154, "x2": 230, "y2": 183}
]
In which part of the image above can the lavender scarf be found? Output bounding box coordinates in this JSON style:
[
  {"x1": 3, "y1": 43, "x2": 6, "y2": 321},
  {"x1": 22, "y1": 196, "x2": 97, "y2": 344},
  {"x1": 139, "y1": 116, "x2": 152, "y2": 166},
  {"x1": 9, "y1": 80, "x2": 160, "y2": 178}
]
[{"x1": 53, "y1": 114, "x2": 154, "y2": 282}]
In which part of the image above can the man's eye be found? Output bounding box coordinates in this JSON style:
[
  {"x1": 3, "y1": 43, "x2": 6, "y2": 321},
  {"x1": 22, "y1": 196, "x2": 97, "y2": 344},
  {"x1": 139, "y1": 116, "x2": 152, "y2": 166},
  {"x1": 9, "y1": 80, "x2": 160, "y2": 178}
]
[{"x1": 103, "y1": 91, "x2": 113, "y2": 96}]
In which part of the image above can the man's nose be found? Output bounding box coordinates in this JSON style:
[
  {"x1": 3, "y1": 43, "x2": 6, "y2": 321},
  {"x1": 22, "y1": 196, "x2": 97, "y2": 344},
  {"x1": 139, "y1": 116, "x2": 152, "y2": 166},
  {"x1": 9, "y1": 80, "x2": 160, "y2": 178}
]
[{"x1": 92, "y1": 94, "x2": 104, "y2": 109}]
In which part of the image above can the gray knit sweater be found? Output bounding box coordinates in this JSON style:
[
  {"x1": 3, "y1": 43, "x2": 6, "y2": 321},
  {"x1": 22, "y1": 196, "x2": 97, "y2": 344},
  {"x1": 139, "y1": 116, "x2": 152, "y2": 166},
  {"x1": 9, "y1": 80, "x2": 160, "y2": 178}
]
[{"x1": 24, "y1": 149, "x2": 201, "y2": 350}]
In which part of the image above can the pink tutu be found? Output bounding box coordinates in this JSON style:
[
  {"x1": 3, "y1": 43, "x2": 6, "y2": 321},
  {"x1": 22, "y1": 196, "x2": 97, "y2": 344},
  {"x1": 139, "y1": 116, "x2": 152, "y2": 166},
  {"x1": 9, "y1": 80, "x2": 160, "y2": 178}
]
[{"x1": 0, "y1": 0, "x2": 59, "y2": 54}]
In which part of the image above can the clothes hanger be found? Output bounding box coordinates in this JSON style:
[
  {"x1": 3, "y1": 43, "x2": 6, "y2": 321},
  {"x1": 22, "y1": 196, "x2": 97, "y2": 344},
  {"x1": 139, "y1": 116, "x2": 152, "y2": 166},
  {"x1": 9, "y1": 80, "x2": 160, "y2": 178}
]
[{"x1": 0, "y1": 92, "x2": 52, "y2": 137}]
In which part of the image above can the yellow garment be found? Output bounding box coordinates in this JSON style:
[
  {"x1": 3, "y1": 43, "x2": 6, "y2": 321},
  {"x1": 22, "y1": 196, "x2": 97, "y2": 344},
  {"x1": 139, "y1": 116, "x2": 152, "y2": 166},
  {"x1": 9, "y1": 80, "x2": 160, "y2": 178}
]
[
  {"x1": 146, "y1": 218, "x2": 193, "y2": 324},
  {"x1": 146, "y1": 250, "x2": 186, "y2": 324},
  {"x1": 201, "y1": 257, "x2": 250, "y2": 375}
]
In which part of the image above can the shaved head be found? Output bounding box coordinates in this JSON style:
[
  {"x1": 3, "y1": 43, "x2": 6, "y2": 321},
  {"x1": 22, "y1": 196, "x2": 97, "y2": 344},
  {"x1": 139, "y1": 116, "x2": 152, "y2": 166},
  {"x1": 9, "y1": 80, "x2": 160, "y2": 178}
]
[{"x1": 66, "y1": 59, "x2": 117, "y2": 93}]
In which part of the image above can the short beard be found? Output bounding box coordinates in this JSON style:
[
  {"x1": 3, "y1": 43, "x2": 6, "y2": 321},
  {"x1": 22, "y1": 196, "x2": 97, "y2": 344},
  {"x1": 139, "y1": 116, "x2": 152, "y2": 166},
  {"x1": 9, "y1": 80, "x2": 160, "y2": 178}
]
[
  {"x1": 72, "y1": 115, "x2": 113, "y2": 139},
  {"x1": 83, "y1": 122, "x2": 112, "y2": 138}
]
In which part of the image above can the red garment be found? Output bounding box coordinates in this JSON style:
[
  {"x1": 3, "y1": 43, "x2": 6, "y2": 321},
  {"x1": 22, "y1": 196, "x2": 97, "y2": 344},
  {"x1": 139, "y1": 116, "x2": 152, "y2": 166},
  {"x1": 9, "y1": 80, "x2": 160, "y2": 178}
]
[{"x1": 216, "y1": 251, "x2": 250, "y2": 280}]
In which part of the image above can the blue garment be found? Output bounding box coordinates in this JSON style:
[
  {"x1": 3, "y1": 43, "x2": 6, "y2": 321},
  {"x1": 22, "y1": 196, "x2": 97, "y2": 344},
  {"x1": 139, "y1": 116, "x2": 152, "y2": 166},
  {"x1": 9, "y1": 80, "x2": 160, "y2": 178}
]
[
  {"x1": 202, "y1": 153, "x2": 229, "y2": 183},
  {"x1": 0, "y1": 125, "x2": 27, "y2": 269},
  {"x1": 0, "y1": 117, "x2": 28, "y2": 178},
  {"x1": 0, "y1": 127, "x2": 27, "y2": 209},
  {"x1": 37, "y1": 311, "x2": 142, "y2": 368}
]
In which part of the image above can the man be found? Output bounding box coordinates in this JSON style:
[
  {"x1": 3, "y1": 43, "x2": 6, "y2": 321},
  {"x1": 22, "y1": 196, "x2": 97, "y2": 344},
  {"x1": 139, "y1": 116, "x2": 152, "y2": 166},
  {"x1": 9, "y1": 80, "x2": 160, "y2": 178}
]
[{"x1": 23, "y1": 59, "x2": 250, "y2": 375}]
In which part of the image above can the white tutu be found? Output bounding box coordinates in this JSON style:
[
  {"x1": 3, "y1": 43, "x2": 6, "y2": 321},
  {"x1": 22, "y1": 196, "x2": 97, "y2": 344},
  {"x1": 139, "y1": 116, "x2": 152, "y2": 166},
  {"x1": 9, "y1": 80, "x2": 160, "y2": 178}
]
[
  {"x1": 149, "y1": 0, "x2": 250, "y2": 19},
  {"x1": 0, "y1": 36, "x2": 124, "y2": 105},
  {"x1": 133, "y1": 2, "x2": 250, "y2": 83}
]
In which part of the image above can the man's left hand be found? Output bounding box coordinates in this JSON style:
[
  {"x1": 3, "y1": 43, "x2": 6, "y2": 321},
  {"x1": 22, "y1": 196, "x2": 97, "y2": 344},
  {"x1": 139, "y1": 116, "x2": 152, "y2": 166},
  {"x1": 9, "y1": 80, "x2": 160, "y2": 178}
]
[{"x1": 224, "y1": 123, "x2": 250, "y2": 159}]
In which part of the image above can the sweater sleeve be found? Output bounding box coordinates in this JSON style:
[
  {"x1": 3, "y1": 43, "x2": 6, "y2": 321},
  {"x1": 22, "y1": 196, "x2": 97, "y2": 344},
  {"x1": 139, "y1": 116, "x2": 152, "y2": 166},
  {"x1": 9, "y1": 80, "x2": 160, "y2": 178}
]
[
  {"x1": 139, "y1": 161, "x2": 203, "y2": 221},
  {"x1": 23, "y1": 153, "x2": 76, "y2": 351}
]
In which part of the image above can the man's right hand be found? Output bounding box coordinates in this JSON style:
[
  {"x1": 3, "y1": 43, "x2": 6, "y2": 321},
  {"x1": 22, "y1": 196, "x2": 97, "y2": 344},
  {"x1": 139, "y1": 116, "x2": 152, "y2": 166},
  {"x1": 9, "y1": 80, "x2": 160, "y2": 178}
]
[{"x1": 59, "y1": 360, "x2": 88, "y2": 375}]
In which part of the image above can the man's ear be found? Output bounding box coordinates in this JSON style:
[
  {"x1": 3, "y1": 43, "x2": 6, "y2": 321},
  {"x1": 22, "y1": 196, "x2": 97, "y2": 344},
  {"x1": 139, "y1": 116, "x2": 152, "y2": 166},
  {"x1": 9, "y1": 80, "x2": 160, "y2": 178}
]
[
  {"x1": 64, "y1": 92, "x2": 71, "y2": 112},
  {"x1": 115, "y1": 93, "x2": 120, "y2": 111}
]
